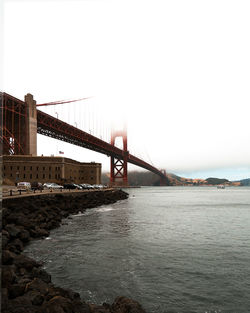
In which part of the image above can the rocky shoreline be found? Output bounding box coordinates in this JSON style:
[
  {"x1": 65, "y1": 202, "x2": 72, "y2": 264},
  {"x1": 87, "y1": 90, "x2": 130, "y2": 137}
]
[{"x1": 1, "y1": 189, "x2": 146, "y2": 313}]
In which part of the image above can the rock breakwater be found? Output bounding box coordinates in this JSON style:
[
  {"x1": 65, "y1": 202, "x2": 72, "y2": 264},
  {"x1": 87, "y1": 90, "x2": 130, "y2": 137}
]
[{"x1": 1, "y1": 189, "x2": 146, "y2": 313}]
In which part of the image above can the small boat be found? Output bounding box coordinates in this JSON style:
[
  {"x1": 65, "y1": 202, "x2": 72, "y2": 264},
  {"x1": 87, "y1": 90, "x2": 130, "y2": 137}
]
[{"x1": 217, "y1": 185, "x2": 225, "y2": 189}]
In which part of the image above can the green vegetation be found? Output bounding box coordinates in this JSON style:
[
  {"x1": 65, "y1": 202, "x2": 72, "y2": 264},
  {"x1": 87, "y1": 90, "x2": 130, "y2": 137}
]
[{"x1": 205, "y1": 177, "x2": 229, "y2": 185}]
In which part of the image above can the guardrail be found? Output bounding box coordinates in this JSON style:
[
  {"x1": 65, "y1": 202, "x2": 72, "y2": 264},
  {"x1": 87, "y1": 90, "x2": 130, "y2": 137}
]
[
  {"x1": 2, "y1": 188, "x2": 64, "y2": 197},
  {"x1": 2, "y1": 187, "x2": 109, "y2": 197}
]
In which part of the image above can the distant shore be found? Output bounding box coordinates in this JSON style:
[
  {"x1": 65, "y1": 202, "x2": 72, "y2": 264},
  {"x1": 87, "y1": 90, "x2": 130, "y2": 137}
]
[{"x1": 2, "y1": 189, "x2": 146, "y2": 313}]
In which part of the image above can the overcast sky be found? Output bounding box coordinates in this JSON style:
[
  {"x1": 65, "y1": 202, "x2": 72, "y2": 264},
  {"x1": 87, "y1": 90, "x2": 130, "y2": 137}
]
[{"x1": 2, "y1": 0, "x2": 250, "y2": 180}]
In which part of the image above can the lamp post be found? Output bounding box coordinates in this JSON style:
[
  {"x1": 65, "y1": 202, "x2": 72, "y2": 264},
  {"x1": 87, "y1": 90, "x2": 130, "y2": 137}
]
[{"x1": 55, "y1": 112, "x2": 58, "y2": 155}]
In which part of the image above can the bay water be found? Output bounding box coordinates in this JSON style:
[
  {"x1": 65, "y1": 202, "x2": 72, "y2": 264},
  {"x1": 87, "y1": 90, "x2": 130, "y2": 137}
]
[{"x1": 25, "y1": 186, "x2": 250, "y2": 313}]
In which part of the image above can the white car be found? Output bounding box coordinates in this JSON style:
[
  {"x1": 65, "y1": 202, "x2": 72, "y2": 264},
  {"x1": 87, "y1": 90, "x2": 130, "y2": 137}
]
[
  {"x1": 49, "y1": 183, "x2": 63, "y2": 189},
  {"x1": 43, "y1": 183, "x2": 53, "y2": 189},
  {"x1": 17, "y1": 182, "x2": 31, "y2": 190}
]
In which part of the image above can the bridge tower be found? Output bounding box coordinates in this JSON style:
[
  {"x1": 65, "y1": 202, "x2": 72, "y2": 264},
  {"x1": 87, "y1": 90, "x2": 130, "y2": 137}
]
[
  {"x1": 1, "y1": 93, "x2": 37, "y2": 156},
  {"x1": 160, "y1": 169, "x2": 168, "y2": 186},
  {"x1": 110, "y1": 126, "x2": 129, "y2": 186},
  {"x1": 24, "y1": 93, "x2": 37, "y2": 156}
]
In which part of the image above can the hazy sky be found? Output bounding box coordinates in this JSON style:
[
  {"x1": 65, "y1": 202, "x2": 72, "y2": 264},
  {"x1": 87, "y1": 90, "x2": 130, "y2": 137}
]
[{"x1": 2, "y1": 0, "x2": 250, "y2": 180}]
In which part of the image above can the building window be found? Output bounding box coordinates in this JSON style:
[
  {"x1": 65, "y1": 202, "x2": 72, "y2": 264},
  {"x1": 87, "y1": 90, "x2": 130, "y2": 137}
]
[
  {"x1": 58, "y1": 174, "x2": 60, "y2": 178},
  {"x1": 49, "y1": 167, "x2": 51, "y2": 171},
  {"x1": 17, "y1": 166, "x2": 19, "y2": 170},
  {"x1": 4, "y1": 165, "x2": 5, "y2": 170},
  {"x1": 91, "y1": 170, "x2": 94, "y2": 174},
  {"x1": 23, "y1": 174, "x2": 26, "y2": 178},
  {"x1": 49, "y1": 174, "x2": 51, "y2": 179},
  {"x1": 30, "y1": 166, "x2": 32, "y2": 170},
  {"x1": 37, "y1": 167, "x2": 39, "y2": 171},
  {"x1": 36, "y1": 174, "x2": 38, "y2": 179},
  {"x1": 24, "y1": 166, "x2": 26, "y2": 170},
  {"x1": 91, "y1": 177, "x2": 94, "y2": 180},
  {"x1": 55, "y1": 174, "x2": 57, "y2": 179},
  {"x1": 10, "y1": 166, "x2": 13, "y2": 170},
  {"x1": 43, "y1": 167, "x2": 45, "y2": 171},
  {"x1": 30, "y1": 174, "x2": 32, "y2": 179},
  {"x1": 10, "y1": 173, "x2": 12, "y2": 177},
  {"x1": 43, "y1": 174, "x2": 45, "y2": 179}
]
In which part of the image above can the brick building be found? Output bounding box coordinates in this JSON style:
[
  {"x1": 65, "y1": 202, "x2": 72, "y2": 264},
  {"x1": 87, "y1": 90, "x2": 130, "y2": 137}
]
[{"x1": 2, "y1": 155, "x2": 101, "y2": 185}]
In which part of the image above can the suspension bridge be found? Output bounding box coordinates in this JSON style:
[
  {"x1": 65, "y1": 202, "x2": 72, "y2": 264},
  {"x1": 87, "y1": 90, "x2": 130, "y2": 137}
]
[{"x1": 1, "y1": 92, "x2": 168, "y2": 185}]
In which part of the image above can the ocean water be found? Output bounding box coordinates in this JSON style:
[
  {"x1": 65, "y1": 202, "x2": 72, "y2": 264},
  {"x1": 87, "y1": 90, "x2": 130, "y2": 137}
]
[{"x1": 25, "y1": 186, "x2": 250, "y2": 313}]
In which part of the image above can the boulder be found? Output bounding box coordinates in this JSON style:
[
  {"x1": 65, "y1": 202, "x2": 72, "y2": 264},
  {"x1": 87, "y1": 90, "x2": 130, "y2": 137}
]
[
  {"x1": 14, "y1": 254, "x2": 41, "y2": 270},
  {"x1": 25, "y1": 278, "x2": 50, "y2": 295},
  {"x1": 32, "y1": 267, "x2": 51, "y2": 283},
  {"x1": 89, "y1": 303, "x2": 111, "y2": 313},
  {"x1": 8, "y1": 238, "x2": 24, "y2": 253},
  {"x1": 5, "y1": 224, "x2": 22, "y2": 238},
  {"x1": 8, "y1": 283, "x2": 26, "y2": 299},
  {"x1": 41, "y1": 295, "x2": 74, "y2": 313},
  {"x1": 19, "y1": 228, "x2": 31, "y2": 242},
  {"x1": 111, "y1": 296, "x2": 146, "y2": 313},
  {"x1": 4, "y1": 293, "x2": 34, "y2": 313},
  {"x1": 2, "y1": 229, "x2": 10, "y2": 248},
  {"x1": 2, "y1": 265, "x2": 17, "y2": 287},
  {"x1": 29, "y1": 226, "x2": 49, "y2": 238},
  {"x1": 24, "y1": 290, "x2": 45, "y2": 306},
  {"x1": 1, "y1": 288, "x2": 9, "y2": 309},
  {"x1": 2, "y1": 249, "x2": 16, "y2": 265}
]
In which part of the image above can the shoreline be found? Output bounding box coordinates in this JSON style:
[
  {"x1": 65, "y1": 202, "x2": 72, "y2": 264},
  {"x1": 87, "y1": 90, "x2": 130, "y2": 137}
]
[{"x1": 1, "y1": 189, "x2": 146, "y2": 313}]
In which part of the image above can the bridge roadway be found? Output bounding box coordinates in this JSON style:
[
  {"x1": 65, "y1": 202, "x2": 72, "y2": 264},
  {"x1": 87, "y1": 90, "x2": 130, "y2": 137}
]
[{"x1": 37, "y1": 110, "x2": 166, "y2": 179}]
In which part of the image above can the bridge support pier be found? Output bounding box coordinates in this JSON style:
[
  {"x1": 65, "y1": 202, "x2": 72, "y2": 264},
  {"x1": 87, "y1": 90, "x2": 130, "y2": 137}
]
[{"x1": 110, "y1": 127, "x2": 128, "y2": 187}]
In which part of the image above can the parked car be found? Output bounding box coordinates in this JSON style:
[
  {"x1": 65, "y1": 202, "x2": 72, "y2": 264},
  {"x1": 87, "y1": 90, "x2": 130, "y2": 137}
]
[
  {"x1": 49, "y1": 183, "x2": 63, "y2": 189},
  {"x1": 31, "y1": 182, "x2": 43, "y2": 190},
  {"x1": 63, "y1": 183, "x2": 81, "y2": 190},
  {"x1": 92, "y1": 184, "x2": 103, "y2": 189},
  {"x1": 80, "y1": 184, "x2": 91, "y2": 190},
  {"x1": 43, "y1": 183, "x2": 53, "y2": 189},
  {"x1": 17, "y1": 182, "x2": 31, "y2": 190},
  {"x1": 75, "y1": 184, "x2": 83, "y2": 190},
  {"x1": 43, "y1": 182, "x2": 63, "y2": 189},
  {"x1": 81, "y1": 184, "x2": 95, "y2": 189}
]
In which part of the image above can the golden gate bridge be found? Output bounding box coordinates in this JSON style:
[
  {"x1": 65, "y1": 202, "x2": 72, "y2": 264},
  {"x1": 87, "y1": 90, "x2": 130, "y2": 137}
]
[{"x1": 1, "y1": 92, "x2": 168, "y2": 185}]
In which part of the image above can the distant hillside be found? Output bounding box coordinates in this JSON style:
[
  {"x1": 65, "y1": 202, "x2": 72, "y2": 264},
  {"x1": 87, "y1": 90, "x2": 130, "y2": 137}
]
[
  {"x1": 205, "y1": 177, "x2": 229, "y2": 185},
  {"x1": 237, "y1": 178, "x2": 250, "y2": 186},
  {"x1": 101, "y1": 172, "x2": 242, "y2": 187},
  {"x1": 101, "y1": 171, "x2": 170, "y2": 186}
]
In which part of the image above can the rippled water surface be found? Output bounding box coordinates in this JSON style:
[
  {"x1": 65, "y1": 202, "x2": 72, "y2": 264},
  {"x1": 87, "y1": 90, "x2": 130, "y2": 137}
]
[{"x1": 25, "y1": 187, "x2": 250, "y2": 313}]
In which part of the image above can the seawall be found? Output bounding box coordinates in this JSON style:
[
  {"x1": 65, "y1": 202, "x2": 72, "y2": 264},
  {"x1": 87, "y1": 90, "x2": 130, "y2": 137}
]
[{"x1": 1, "y1": 189, "x2": 146, "y2": 313}]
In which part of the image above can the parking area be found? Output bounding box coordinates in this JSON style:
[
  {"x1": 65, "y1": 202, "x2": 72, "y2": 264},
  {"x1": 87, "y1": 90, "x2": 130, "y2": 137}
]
[{"x1": 2, "y1": 185, "x2": 112, "y2": 199}]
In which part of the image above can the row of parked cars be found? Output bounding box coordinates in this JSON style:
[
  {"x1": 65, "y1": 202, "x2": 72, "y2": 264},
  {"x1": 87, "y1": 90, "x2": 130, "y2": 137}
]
[{"x1": 17, "y1": 181, "x2": 107, "y2": 191}]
